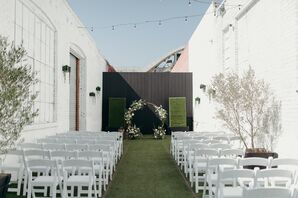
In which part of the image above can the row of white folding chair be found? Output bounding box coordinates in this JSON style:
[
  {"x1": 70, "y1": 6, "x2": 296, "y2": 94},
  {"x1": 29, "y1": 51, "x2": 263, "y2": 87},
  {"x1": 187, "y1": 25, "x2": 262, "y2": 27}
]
[
  {"x1": 171, "y1": 133, "x2": 240, "y2": 164},
  {"x1": 3, "y1": 149, "x2": 110, "y2": 197},
  {"x1": 21, "y1": 142, "x2": 118, "y2": 176},
  {"x1": 39, "y1": 136, "x2": 122, "y2": 161},
  {"x1": 25, "y1": 158, "x2": 99, "y2": 198},
  {"x1": 242, "y1": 187, "x2": 298, "y2": 198},
  {"x1": 23, "y1": 150, "x2": 105, "y2": 197},
  {"x1": 24, "y1": 144, "x2": 115, "y2": 183},
  {"x1": 194, "y1": 156, "x2": 298, "y2": 195},
  {"x1": 182, "y1": 140, "x2": 235, "y2": 172},
  {"x1": 23, "y1": 140, "x2": 119, "y2": 166},
  {"x1": 216, "y1": 168, "x2": 295, "y2": 198}
]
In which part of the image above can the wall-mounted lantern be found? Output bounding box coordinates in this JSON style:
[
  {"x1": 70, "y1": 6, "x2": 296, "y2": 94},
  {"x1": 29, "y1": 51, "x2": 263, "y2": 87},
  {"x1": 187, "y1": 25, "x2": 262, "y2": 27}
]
[
  {"x1": 200, "y1": 84, "x2": 206, "y2": 92},
  {"x1": 62, "y1": 65, "x2": 71, "y2": 82},
  {"x1": 89, "y1": 92, "x2": 96, "y2": 97},
  {"x1": 96, "y1": 86, "x2": 101, "y2": 92},
  {"x1": 195, "y1": 97, "x2": 201, "y2": 104}
]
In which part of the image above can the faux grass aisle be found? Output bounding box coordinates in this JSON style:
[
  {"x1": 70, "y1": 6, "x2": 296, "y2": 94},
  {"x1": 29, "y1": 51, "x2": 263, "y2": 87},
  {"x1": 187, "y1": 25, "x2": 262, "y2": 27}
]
[{"x1": 104, "y1": 135, "x2": 196, "y2": 198}]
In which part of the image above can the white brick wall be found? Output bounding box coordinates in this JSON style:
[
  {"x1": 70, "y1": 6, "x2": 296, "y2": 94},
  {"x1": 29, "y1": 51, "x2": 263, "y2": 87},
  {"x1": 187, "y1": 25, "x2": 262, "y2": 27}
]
[
  {"x1": 0, "y1": 0, "x2": 107, "y2": 142},
  {"x1": 189, "y1": 0, "x2": 298, "y2": 157}
]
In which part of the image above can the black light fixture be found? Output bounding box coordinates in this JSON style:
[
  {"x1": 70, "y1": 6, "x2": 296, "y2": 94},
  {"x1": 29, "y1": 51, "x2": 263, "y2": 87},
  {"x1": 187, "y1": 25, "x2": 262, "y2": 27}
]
[
  {"x1": 89, "y1": 92, "x2": 95, "y2": 97},
  {"x1": 195, "y1": 97, "x2": 201, "y2": 104},
  {"x1": 96, "y1": 86, "x2": 101, "y2": 92},
  {"x1": 62, "y1": 65, "x2": 71, "y2": 73},
  {"x1": 200, "y1": 84, "x2": 206, "y2": 92}
]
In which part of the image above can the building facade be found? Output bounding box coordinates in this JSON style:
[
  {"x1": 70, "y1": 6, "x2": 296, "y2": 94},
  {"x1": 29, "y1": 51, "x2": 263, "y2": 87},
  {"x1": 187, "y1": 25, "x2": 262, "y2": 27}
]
[
  {"x1": 183, "y1": 0, "x2": 298, "y2": 157},
  {"x1": 0, "y1": 0, "x2": 107, "y2": 142}
]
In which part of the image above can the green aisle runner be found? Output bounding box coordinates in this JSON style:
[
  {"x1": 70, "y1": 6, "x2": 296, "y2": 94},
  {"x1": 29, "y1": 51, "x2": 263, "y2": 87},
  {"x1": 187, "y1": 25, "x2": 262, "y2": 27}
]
[{"x1": 105, "y1": 135, "x2": 195, "y2": 198}]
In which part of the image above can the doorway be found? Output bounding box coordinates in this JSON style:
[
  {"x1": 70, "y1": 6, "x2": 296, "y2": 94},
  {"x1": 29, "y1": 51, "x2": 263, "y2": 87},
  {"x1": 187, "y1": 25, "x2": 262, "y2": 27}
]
[{"x1": 69, "y1": 53, "x2": 80, "y2": 131}]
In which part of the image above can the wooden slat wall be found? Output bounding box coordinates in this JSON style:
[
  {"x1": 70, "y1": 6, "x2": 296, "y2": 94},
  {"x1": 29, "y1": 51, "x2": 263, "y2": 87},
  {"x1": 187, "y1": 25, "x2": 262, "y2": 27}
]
[{"x1": 102, "y1": 72, "x2": 193, "y2": 133}]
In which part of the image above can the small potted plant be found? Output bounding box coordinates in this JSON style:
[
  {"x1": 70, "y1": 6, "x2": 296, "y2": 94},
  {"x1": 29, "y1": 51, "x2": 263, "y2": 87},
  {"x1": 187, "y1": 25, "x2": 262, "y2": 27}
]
[
  {"x1": 210, "y1": 67, "x2": 282, "y2": 162},
  {"x1": 0, "y1": 36, "x2": 38, "y2": 196}
]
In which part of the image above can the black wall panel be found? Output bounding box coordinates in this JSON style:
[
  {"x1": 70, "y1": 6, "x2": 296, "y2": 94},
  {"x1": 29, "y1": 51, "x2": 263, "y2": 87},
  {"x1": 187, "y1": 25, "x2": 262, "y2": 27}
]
[{"x1": 102, "y1": 72, "x2": 193, "y2": 133}]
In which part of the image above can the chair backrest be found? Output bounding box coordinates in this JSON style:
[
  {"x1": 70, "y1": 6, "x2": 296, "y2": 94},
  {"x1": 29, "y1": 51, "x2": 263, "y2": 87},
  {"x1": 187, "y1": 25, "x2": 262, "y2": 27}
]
[
  {"x1": 270, "y1": 158, "x2": 298, "y2": 169},
  {"x1": 63, "y1": 159, "x2": 94, "y2": 176},
  {"x1": 239, "y1": 157, "x2": 269, "y2": 169},
  {"x1": 218, "y1": 169, "x2": 255, "y2": 193},
  {"x1": 77, "y1": 151, "x2": 104, "y2": 166},
  {"x1": 243, "y1": 187, "x2": 291, "y2": 198},
  {"x1": 255, "y1": 168, "x2": 294, "y2": 188},
  {"x1": 50, "y1": 150, "x2": 77, "y2": 162},
  {"x1": 37, "y1": 138, "x2": 57, "y2": 144},
  {"x1": 26, "y1": 159, "x2": 59, "y2": 176},
  {"x1": 65, "y1": 144, "x2": 88, "y2": 151},
  {"x1": 43, "y1": 143, "x2": 66, "y2": 151},
  {"x1": 194, "y1": 149, "x2": 219, "y2": 161},
  {"x1": 213, "y1": 136, "x2": 230, "y2": 143},
  {"x1": 20, "y1": 143, "x2": 43, "y2": 150},
  {"x1": 220, "y1": 149, "x2": 245, "y2": 158},
  {"x1": 209, "y1": 143, "x2": 231, "y2": 150},
  {"x1": 23, "y1": 150, "x2": 50, "y2": 160},
  {"x1": 203, "y1": 139, "x2": 221, "y2": 144}
]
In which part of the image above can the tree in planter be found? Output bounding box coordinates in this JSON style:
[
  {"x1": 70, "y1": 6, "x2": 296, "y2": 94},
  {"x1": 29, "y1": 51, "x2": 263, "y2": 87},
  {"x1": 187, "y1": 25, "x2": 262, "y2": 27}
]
[
  {"x1": 210, "y1": 67, "x2": 282, "y2": 151},
  {"x1": 0, "y1": 36, "x2": 38, "y2": 154}
]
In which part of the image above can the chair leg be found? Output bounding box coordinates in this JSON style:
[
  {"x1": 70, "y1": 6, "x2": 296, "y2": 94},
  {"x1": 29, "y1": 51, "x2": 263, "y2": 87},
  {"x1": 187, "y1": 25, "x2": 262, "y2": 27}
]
[
  {"x1": 27, "y1": 183, "x2": 31, "y2": 198},
  {"x1": 17, "y1": 168, "x2": 23, "y2": 196},
  {"x1": 23, "y1": 171, "x2": 27, "y2": 196},
  {"x1": 88, "y1": 183, "x2": 92, "y2": 198},
  {"x1": 52, "y1": 184, "x2": 56, "y2": 198}
]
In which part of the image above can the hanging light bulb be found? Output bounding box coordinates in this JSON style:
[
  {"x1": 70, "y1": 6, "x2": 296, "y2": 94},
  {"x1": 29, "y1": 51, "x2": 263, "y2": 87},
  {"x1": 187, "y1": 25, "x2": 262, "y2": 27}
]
[
  {"x1": 134, "y1": 24, "x2": 137, "y2": 28},
  {"x1": 188, "y1": 0, "x2": 191, "y2": 6},
  {"x1": 91, "y1": 26, "x2": 94, "y2": 32},
  {"x1": 158, "y1": 20, "x2": 162, "y2": 26},
  {"x1": 185, "y1": 16, "x2": 188, "y2": 22},
  {"x1": 112, "y1": 26, "x2": 115, "y2": 30}
]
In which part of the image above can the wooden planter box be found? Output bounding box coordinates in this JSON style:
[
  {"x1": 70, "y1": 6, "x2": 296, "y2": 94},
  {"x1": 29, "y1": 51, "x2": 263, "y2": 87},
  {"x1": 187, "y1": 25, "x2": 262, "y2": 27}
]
[{"x1": 244, "y1": 151, "x2": 278, "y2": 169}]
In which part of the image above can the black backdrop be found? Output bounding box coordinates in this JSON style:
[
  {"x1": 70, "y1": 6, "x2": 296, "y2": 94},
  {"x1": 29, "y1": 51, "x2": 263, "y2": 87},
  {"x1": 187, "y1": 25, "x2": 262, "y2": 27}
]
[{"x1": 102, "y1": 72, "x2": 193, "y2": 133}]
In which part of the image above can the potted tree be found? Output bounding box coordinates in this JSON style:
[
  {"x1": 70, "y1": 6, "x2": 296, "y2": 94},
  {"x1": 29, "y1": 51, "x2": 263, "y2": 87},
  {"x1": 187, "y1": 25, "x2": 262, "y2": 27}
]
[
  {"x1": 210, "y1": 67, "x2": 282, "y2": 160},
  {"x1": 0, "y1": 36, "x2": 38, "y2": 196}
]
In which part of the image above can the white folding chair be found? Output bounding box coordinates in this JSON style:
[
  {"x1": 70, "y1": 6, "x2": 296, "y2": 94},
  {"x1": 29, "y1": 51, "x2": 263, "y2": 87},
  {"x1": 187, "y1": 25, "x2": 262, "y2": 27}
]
[
  {"x1": 243, "y1": 187, "x2": 291, "y2": 198},
  {"x1": 62, "y1": 159, "x2": 97, "y2": 198},
  {"x1": 89, "y1": 144, "x2": 113, "y2": 182},
  {"x1": 193, "y1": 149, "x2": 219, "y2": 193},
  {"x1": 218, "y1": 169, "x2": 255, "y2": 198},
  {"x1": 78, "y1": 151, "x2": 104, "y2": 196},
  {"x1": 0, "y1": 150, "x2": 24, "y2": 196},
  {"x1": 203, "y1": 158, "x2": 238, "y2": 198},
  {"x1": 25, "y1": 159, "x2": 62, "y2": 198}
]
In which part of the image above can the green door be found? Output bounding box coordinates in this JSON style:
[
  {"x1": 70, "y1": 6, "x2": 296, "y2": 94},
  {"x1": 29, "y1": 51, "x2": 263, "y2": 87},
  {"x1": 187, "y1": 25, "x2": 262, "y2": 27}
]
[
  {"x1": 169, "y1": 97, "x2": 187, "y2": 127},
  {"x1": 108, "y1": 97, "x2": 126, "y2": 129}
]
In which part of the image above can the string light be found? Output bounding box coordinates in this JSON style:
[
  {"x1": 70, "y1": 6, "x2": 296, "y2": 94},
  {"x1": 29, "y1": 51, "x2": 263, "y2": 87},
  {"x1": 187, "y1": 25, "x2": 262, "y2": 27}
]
[
  {"x1": 78, "y1": 5, "x2": 240, "y2": 32},
  {"x1": 188, "y1": 0, "x2": 192, "y2": 6}
]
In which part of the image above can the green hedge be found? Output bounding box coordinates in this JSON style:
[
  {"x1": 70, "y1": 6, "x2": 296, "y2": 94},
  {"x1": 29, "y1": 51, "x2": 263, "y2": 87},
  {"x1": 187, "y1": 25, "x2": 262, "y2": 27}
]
[
  {"x1": 109, "y1": 97, "x2": 126, "y2": 128},
  {"x1": 169, "y1": 97, "x2": 187, "y2": 127}
]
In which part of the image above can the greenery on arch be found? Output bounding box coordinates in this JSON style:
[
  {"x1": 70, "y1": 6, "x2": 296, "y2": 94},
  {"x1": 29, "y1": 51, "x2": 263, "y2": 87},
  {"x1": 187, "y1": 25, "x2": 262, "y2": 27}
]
[{"x1": 124, "y1": 99, "x2": 167, "y2": 139}]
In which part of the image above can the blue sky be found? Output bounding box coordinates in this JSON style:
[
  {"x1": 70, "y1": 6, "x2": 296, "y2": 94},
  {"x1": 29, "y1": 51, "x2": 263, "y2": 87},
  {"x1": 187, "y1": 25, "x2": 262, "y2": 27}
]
[{"x1": 67, "y1": 0, "x2": 210, "y2": 68}]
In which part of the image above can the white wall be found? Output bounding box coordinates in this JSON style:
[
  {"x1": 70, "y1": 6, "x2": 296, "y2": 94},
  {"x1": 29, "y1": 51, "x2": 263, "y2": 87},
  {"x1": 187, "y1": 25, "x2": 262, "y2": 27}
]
[
  {"x1": 189, "y1": 0, "x2": 298, "y2": 157},
  {"x1": 0, "y1": 0, "x2": 107, "y2": 142}
]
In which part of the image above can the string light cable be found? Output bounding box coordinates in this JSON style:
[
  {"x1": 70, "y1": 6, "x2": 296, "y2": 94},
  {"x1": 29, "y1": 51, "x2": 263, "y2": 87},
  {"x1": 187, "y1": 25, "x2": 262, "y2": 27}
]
[{"x1": 78, "y1": 4, "x2": 241, "y2": 31}]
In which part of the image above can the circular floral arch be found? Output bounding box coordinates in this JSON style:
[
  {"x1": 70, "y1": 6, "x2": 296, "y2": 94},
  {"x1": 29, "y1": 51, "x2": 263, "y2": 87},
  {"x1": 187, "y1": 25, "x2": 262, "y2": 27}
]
[{"x1": 124, "y1": 99, "x2": 167, "y2": 139}]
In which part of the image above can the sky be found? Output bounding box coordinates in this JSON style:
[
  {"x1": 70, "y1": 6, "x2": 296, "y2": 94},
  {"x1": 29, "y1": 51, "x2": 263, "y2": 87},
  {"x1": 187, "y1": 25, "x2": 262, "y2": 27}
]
[{"x1": 67, "y1": 0, "x2": 210, "y2": 69}]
